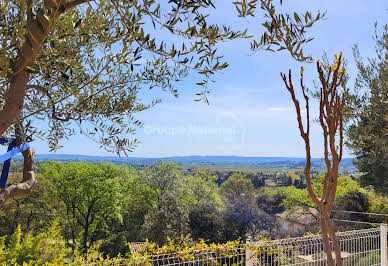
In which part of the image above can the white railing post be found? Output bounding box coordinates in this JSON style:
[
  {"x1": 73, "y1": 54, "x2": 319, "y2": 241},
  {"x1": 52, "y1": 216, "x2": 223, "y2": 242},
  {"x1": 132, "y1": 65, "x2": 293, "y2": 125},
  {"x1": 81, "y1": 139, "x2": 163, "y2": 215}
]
[
  {"x1": 381, "y1": 224, "x2": 388, "y2": 266},
  {"x1": 246, "y1": 236, "x2": 253, "y2": 266}
]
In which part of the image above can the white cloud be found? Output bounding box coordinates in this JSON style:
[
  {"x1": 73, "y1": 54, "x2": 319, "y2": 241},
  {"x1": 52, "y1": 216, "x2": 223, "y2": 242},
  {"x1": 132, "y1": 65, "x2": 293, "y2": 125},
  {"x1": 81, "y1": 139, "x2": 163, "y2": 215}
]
[
  {"x1": 267, "y1": 107, "x2": 291, "y2": 112},
  {"x1": 223, "y1": 87, "x2": 272, "y2": 94}
]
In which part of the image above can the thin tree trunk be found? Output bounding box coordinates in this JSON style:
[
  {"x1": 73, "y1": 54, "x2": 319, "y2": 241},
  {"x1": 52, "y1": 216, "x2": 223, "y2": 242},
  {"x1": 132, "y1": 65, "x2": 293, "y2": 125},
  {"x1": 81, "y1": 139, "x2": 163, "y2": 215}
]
[
  {"x1": 325, "y1": 214, "x2": 343, "y2": 266},
  {"x1": 320, "y1": 216, "x2": 335, "y2": 266},
  {"x1": 83, "y1": 223, "x2": 89, "y2": 255},
  {"x1": 319, "y1": 210, "x2": 343, "y2": 266}
]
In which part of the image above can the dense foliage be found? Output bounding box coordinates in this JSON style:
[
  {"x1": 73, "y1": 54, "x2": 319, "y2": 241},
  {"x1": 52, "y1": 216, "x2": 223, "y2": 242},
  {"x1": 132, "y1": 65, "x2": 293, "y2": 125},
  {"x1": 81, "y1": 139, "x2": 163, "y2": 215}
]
[
  {"x1": 346, "y1": 24, "x2": 388, "y2": 193},
  {"x1": 282, "y1": 175, "x2": 388, "y2": 226},
  {"x1": 0, "y1": 161, "x2": 386, "y2": 264}
]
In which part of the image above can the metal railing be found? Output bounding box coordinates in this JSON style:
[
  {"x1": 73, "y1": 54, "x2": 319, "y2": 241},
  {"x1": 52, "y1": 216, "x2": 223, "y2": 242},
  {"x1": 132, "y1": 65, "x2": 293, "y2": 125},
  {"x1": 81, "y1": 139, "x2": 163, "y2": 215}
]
[
  {"x1": 84, "y1": 224, "x2": 388, "y2": 265},
  {"x1": 247, "y1": 227, "x2": 384, "y2": 266},
  {"x1": 143, "y1": 245, "x2": 247, "y2": 265}
]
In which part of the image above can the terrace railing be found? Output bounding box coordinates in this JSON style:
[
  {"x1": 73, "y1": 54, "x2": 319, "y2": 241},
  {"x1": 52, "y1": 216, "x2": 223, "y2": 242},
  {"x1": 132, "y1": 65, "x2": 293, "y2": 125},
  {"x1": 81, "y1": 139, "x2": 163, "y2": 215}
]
[
  {"x1": 84, "y1": 224, "x2": 388, "y2": 265},
  {"x1": 247, "y1": 225, "x2": 386, "y2": 266}
]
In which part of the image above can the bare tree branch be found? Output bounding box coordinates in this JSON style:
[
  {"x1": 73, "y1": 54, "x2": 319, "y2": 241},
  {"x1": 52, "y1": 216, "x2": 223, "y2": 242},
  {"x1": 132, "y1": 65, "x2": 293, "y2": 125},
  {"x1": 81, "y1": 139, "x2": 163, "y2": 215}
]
[
  {"x1": 281, "y1": 53, "x2": 346, "y2": 266},
  {"x1": 27, "y1": 85, "x2": 74, "y2": 122},
  {"x1": 280, "y1": 70, "x2": 320, "y2": 206}
]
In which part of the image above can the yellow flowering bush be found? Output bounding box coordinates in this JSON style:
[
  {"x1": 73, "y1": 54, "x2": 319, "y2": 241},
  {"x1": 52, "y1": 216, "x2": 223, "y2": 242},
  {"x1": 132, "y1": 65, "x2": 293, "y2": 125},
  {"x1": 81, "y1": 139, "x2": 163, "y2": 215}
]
[
  {"x1": 0, "y1": 222, "x2": 68, "y2": 266},
  {"x1": 127, "y1": 236, "x2": 246, "y2": 265}
]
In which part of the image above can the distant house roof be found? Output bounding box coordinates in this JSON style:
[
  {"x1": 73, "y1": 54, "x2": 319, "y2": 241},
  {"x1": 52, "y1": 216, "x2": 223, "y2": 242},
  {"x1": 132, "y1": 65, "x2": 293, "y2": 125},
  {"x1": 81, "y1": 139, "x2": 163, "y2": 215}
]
[
  {"x1": 276, "y1": 208, "x2": 319, "y2": 225},
  {"x1": 128, "y1": 242, "x2": 147, "y2": 255},
  {"x1": 264, "y1": 179, "x2": 276, "y2": 187}
]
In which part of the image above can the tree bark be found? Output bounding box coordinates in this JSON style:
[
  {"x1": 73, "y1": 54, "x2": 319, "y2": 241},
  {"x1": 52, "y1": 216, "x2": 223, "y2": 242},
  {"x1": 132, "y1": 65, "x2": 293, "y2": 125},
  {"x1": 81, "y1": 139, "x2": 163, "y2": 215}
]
[
  {"x1": 0, "y1": 1, "x2": 74, "y2": 205},
  {"x1": 325, "y1": 214, "x2": 343, "y2": 266},
  {"x1": 83, "y1": 223, "x2": 89, "y2": 255},
  {"x1": 0, "y1": 0, "x2": 86, "y2": 137},
  {"x1": 0, "y1": 72, "x2": 30, "y2": 136},
  {"x1": 0, "y1": 147, "x2": 36, "y2": 205},
  {"x1": 320, "y1": 216, "x2": 335, "y2": 266}
]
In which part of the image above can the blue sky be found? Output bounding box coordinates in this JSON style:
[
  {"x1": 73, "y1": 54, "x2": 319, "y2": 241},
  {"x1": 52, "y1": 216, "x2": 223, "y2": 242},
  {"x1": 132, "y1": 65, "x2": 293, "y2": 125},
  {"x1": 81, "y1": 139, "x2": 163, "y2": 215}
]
[{"x1": 35, "y1": 0, "x2": 387, "y2": 158}]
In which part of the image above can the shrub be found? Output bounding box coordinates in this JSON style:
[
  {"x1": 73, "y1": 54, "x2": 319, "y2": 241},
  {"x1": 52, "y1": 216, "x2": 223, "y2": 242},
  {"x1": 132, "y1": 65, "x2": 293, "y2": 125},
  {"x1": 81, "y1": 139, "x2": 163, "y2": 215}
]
[
  {"x1": 129, "y1": 237, "x2": 246, "y2": 265},
  {"x1": 0, "y1": 221, "x2": 68, "y2": 265},
  {"x1": 99, "y1": 232, "x2": 130, "y2": 258}
]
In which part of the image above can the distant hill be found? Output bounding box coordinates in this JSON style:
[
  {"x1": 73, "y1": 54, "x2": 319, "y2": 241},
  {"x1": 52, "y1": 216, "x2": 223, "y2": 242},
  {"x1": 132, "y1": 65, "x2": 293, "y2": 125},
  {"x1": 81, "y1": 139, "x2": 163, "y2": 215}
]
[{"x1": 18, "y1": 154, "x2": 356, "y2": 171}]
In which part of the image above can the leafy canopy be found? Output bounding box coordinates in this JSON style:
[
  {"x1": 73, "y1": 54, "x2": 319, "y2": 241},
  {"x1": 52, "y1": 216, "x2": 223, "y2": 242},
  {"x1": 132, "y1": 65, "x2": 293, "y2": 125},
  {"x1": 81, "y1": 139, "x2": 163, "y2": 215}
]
[
  {"x1": 0, "y1": 0, "x2": 324, "y2": 154},
  {"x1": 346, "y1": 24, "x2": 388, "y2": 193},
  {"x1": 42, "y1": 162, "x2": 126, "y2": 251}
]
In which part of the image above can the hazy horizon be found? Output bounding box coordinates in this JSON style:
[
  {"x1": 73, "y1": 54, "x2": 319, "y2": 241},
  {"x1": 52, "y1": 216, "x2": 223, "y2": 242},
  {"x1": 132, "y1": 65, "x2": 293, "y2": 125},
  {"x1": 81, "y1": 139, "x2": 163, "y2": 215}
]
[{"x1": 31, "y1": 153, "x2": 356, "y2": 160}]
